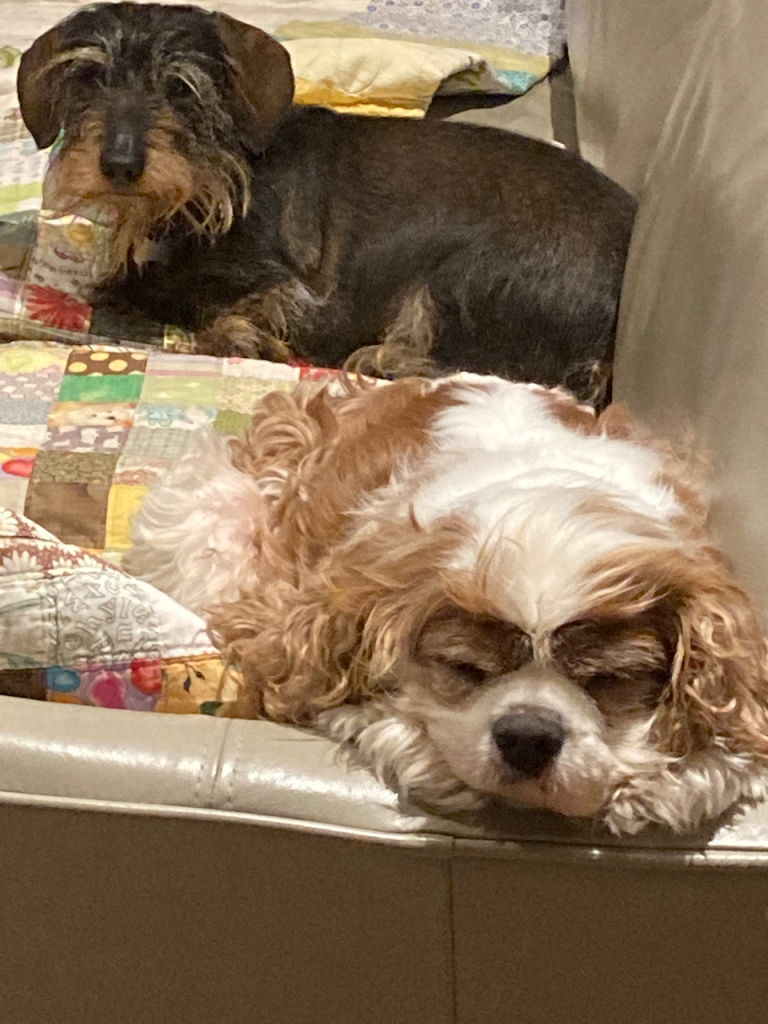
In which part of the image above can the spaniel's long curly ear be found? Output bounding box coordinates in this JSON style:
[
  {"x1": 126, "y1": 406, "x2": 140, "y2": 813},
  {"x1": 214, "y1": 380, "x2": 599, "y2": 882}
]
[
  {"x1": 657, "y1": 551, "x2": 768, "y2": 759},
  {"x1": 210, "y1": 517, "x2": 465, "y2": 723},
  {"x1": 589, "y1": 546, "x2": 768, "y2": 759},
  {"x1": 18, "y1": 24, "x2": 68, "y2": 148},
  {"x1": 212, "y1": 574, "x2": 366, "y2": 722},
  {"x1": 212, "y1": 12, "x2": 294, "y2": 155},
  {"x1": 211, "y1": 377, "x2": 465, "y2": 721}
]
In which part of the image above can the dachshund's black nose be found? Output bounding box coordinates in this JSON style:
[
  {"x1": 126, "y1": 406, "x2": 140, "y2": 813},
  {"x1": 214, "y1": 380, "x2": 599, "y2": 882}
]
[
  {"x1": 492, "y1": 712, "x2": 565, "y2": 778},
  {"x1": 101, "y1": 129, "x2": 145, "y2": 186}
]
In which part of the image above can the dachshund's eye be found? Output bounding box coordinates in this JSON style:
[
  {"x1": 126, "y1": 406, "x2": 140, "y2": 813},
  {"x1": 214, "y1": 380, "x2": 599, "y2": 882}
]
[
  {"x1": 166, "y1": 77, "x2": 193, "y2": 100},
  {"x1": 74, "y1": 62, "x2": 105, "y2": 86}
]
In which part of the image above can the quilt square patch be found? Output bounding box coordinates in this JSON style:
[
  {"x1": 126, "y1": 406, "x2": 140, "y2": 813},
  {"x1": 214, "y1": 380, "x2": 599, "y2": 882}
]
[
  {"x1": 132, "y1": 403, "x2": 215, "y2": 431},
  {"x1": 25, "y1": 482, "x2": 110, "y2": 552},
  {"x1": 0, "y1": 448, "x2": 36, "y2": 481},
  {"x1": 0, "y1": 344, "x2": 70, "y2": 376},
  {"x1": 0, "y1": 476, "x2": 30, "y2": 513},
  {"x1": 0, "y1": 424, "x2": 47, "y2": 448},
  {"x1": 139, "y1": 374, "x2": 221, "y2": 407},
  {"x1": 145, "y1": 351, "x2": 223, "y2": 377},
  {"x1": 0, "y1": 397, "x2": 52, "y2": 424},
  {"x1": 218, "y1": 375, "x2": 295, "y2": 413},
  {"x1": 214, "y1": 410, "x2": 252, "y2": 436},
  {"x1": 222, "y1": 357, "x2": 299, "y2": 381},
  {"x1": 32, "y1": 450, "x2": 118, "y2": 484},
  {"x1": 120, "y1": 425, "x2": 196, "y2": 463},
  {"x1": 66, "y1": 349, "x2": 147, "y2": 376},
  {"x1": 0, "y1": 365, "x2": 64, "y2": 402},
  {"x1": 105, "y1": 483, "x2": 150, "y2": 551},
  {"x1": 43, "y1": 401, "x2": 135, "y2": 453},
  {"x1": 58, "y1": 373, "x2": 144, "y2": 403},
  {"x1": 111, "y1": 456, "x2": 167, "y2": 487}
]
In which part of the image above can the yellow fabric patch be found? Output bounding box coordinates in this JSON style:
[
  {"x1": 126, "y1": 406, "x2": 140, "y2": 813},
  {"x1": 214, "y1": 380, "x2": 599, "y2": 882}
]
[
  {"x1": 281, "y1": 21, "x2": 549, "y2": 75},
  {"x1": 0, "y1": 343, "x2": 70, "y2": 374},
  {"x1": 47, "y1": 692, "x2": 85, "y2": 704},
  {"x1": 105, "y1": 483, "x2": 149, "y2": 550},
  {"x1": 157, "y1": 657, "x2": 243, "y2": 715}
]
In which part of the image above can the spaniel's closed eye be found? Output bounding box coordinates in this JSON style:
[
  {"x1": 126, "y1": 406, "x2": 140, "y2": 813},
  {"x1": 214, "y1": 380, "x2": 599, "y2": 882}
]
[
  {"x1": 415, "y1": 606, "x2": 533, "y2": 673},
  {"x1": 442, "y1": 661, "x2": 493, "y2": 685},
  {"x1": 548, "y1": 610, "x2": 678, "y2": 711}
]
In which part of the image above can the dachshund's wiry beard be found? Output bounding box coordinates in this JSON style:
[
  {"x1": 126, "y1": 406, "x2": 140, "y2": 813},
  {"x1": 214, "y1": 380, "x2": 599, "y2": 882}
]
[{"x1": 47, "y1": 111, "x2": 250, "y2": 274}]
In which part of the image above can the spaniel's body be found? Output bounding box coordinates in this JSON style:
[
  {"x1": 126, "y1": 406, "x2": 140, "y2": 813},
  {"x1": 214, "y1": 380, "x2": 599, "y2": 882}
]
[{"x1": 128, "y1": 376, "x2": 768, "y2": 834}]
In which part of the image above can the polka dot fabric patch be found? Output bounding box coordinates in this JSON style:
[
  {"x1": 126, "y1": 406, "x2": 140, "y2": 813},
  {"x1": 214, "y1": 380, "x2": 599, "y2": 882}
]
[{"x1": 66, "y1": 350, "x2": 147, "y2": 376}]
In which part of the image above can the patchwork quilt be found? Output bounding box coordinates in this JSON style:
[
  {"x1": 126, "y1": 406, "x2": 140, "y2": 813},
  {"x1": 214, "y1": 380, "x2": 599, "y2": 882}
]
[
  {"x1": 0, "y1": 340, "x2": 345, "y2": 711},
  {"x1": 0, "y1": 505, "x2": 244, "y2": 714},
  {"x1": 0, "y1": 341, "x2": 330, "y2": 560}
]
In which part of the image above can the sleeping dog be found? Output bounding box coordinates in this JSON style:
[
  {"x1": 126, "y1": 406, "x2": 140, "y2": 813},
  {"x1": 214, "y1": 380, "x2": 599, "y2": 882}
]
[
  {"x1": 128, "y1": 375, "x2": 768, "y2": 834},
  {"x1": 18, "y1": 3, "x2": 636, "y2": 402}
]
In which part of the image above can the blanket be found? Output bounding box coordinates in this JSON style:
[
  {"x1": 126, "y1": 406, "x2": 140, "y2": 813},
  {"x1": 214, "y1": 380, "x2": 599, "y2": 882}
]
[{"x1": 0, "y1": 505, "x2": 243, "y2": 714}]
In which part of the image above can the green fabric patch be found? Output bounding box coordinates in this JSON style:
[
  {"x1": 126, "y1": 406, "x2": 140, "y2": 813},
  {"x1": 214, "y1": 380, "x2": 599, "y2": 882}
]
[
  {"x1": 214, "y1": 409, "x2": 251, "y2": 436},
  {"x1": 0, "y1": 47, "x2": 20, "y2": 69},
  {"x1": 0, "y1": 183, "x2": 43, "y2": 217},
  {"x1": 140, "y1": 375, "x2": 221, "y2": 407},
  {"x1": 58, "y1": 374, "x2": 144, "y2": 403},
  {"x1": 120, "y1": 426, "x2": 192, "y2": 462}
]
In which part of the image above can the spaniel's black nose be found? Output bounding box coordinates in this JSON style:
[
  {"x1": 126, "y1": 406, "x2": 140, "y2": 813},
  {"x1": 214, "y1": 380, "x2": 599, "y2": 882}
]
[{"x1": 492, "y1": 712, "x2": 565, "y2": 778}]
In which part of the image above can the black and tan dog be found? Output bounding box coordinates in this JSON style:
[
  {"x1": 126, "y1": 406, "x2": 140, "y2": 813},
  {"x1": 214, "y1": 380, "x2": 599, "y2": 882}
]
[{"x1": 18, "y1": 2, "x2": 635, "y2": 402}]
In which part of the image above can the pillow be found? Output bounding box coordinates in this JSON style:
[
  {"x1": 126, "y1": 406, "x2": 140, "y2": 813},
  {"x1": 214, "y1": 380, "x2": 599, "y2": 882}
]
[
  {"x1": 0, "y1": 209, "x2": 183, "y2": 350},
  {"x1": 284, "y1": 35, "x2": 528, "y2": 117}
]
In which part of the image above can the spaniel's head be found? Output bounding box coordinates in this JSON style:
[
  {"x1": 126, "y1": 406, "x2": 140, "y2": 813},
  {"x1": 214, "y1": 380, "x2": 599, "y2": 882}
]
[{"x1": 386, "y1": 535, "x2": 768, "y2": 834}]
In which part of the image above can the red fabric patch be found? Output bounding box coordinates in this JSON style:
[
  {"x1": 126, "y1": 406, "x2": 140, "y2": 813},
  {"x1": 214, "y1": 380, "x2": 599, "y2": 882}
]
[{"x1": 25, "y1": 284, "x2": 91, "y2": 332}]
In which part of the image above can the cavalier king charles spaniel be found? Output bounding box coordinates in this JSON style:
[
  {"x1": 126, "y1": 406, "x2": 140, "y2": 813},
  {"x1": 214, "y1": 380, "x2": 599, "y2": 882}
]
[{"x1": 127, "y1": 375, "x2": 768, "y2": 834}]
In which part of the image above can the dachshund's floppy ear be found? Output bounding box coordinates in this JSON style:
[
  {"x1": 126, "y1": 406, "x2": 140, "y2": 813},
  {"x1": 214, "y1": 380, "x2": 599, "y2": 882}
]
[
  {"x1": 18, "y1": 24, "x2": 67, "y2": 148},
  {"x1": 212, "y1": 12, "x2": 294, "y2": 155}
]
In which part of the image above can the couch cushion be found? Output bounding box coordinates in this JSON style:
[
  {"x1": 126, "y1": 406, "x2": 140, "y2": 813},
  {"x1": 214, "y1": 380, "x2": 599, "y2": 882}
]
[
  {"x1": 567, "y1": 0, "x2": 713, "y2": 194},
  {"x1": 2, "y1": 693, "x2": 768, "y2": 857},
  {"x1": 605, "y1": 0, "x2": 768, "y2": 615}
]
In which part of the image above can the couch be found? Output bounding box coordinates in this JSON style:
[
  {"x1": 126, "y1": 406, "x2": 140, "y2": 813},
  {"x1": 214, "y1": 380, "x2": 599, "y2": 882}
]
[{"x1": 2, "y1": 1, "x2": 768, "y2": 1022}]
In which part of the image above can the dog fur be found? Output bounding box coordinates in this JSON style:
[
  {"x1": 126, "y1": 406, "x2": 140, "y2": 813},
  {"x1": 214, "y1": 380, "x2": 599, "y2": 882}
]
[
  {"x1": 127, "y1": 375, "x2": 768, "y2": 835},
  {"x1": 19, "y1": 2, "x2": 635, "y2": 404}
]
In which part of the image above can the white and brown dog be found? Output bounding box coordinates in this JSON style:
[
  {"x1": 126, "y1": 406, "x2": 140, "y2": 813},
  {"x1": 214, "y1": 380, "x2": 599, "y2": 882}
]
[{"x1": 127, "y1": 375, "x2": 768, "y2": 834}]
